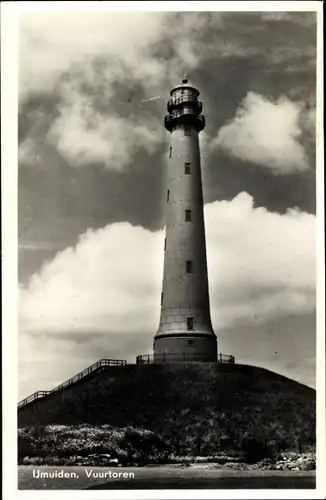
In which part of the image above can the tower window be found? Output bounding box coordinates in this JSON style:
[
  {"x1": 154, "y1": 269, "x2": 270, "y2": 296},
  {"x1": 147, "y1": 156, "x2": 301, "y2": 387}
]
[
  {"x1": 187, "y1": 317, "x2": 194, "y2": 330},
  {"x1": 167, "y1": 190, "x2": 170, "y2": 202},
  {"x1": 186, "y1": 260, "x2": 193, "y2": 273},
  {"x1": 185, "y1": 209, "x2": 192, "y2": 222},
  {"x1": 188, "y1": 339, "x2": 195, "y2": 346},
  {"x1": 161, "y1": 292, "x2": 163, "y2": 305},
  {"x1": 169, "y1": 146, "x2": 172, "y2": 158},
  {"x1": 184, "y1": 128, "x2": 191, "y2": 136},
  {"x1": 164, "y1": 238, "x2": 166, "y2": 250},
  {"x1": 185, "y1": 162, "x2": 191, "y2": 174}
]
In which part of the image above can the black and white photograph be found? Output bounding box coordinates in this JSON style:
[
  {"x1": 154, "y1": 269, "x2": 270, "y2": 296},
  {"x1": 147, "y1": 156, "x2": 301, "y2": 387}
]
[{"x1": 1, "y1": 1, "x2": 325, "y2": 497}]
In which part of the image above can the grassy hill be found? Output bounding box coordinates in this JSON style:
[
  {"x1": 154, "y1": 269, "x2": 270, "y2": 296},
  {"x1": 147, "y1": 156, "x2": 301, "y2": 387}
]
[{"x1": 18, "y1": 363, "x2": 315, "y2": 460}]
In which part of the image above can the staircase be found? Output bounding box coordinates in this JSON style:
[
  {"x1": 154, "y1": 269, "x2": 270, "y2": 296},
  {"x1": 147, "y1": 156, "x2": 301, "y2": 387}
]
[{"x1": 18, "y1": 358, "x2": 127, "y2": 409}]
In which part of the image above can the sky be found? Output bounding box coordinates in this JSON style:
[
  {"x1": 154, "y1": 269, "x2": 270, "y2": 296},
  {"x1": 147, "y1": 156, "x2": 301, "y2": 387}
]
[{"x1": 18, "y1": 8, "x2": 318, "y2": 399}]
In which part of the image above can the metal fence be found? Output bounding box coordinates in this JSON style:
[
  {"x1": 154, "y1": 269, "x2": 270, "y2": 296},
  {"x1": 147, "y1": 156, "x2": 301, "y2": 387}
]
[
  {"x1": 18, "y1": 391, "x2": 51, "y2": 409},
  {"x1": 18, "y1": 358, "x2": 127, "y2": 409},
  {"x1": 18, "y1": 353, "x2": 235, "y2": 408},
  {"x1": 218, "y1": 353, "x2": 235, "y2": 364},
  {"x1": 136, "y1": 353, "x2": 235, "y2": 365}
]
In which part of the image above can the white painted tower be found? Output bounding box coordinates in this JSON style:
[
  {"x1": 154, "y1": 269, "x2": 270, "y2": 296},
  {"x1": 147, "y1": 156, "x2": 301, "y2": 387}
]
[{"x1": 153, "y1": 78, "x2": 217, "y2": 362}]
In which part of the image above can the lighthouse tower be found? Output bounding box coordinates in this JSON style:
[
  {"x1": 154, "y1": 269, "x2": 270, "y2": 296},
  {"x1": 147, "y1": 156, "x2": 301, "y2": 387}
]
[{"x1": 153, "y1": 78, "x2": 217, "y2": 362}]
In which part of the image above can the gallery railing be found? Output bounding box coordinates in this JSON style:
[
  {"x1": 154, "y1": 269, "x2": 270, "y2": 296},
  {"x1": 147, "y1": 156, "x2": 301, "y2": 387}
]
[
  {"x1": 167, "y1": 95, "x2": 203, "y2": 113},
  {"x1": 18, "y1": 358, "x2": 127, "y2": 409},
  {"x1": 136, "y1": 353, "x2": 235, "y2": 365}
]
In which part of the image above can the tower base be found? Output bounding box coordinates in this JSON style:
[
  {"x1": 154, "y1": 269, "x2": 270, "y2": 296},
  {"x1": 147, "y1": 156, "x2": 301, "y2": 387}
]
[{"x1": 153, "y1": 334, "x2": 217, "y2": 362}]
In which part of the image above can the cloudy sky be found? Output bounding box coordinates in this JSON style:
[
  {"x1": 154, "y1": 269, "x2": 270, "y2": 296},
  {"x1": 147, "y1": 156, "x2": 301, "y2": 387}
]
[{"x1": 18, "y1": 7, "x2": 318, "y2": 399}]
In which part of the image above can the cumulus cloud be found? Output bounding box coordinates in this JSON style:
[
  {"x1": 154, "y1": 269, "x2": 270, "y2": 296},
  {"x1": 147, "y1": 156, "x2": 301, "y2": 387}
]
[
  {"x1": 19, "y1": 12, "x2": 168, "y2": 99},
  {"x1": 19, "y1": 11, "x2": 213, "y2": 171},
  {"x1": 213, "y1": 92, "x2": 310, "y2": 174},
  {"x1": 18, "y1": 138, "x2": 42, "y2": 166},
  {"x1": 206, "y1": 192, "x2": 315, "y2": 326},
  {"x1": 19, "y1": 11, "x2": 213, "y2": 101},
  {"x1": 19, "y1": 12, "x2": 316, "y2": 174},
  {"x1": 47, "y1": 83, "x2": 161, "y2": 170},
  {"x1": 20, "y1": 223, "x2": 163, "y2": 335},
  {"x1": 19, "y1": 193, "x2": 315, "y2": 396},
  {"x1": 19, "y1": 11, "x2": 168, "y2": 171}
]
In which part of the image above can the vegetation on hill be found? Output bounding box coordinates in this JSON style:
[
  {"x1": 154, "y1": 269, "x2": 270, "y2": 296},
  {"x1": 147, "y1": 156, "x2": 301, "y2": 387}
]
[
  {"x1": 18, "y1": 424, "x2": 170, "y2": 465},
  {"x1": 18, "y1": 363, "x2": 315, "y2": 462},
  {"x1": 18, "y1": 424, "x2": 316, "y2": 469}
]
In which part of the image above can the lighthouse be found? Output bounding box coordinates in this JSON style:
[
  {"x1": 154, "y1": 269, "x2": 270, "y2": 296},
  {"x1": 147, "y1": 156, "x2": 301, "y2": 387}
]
[{"x1": 153, "y1": 78, "x2": 217, "y2": 362}]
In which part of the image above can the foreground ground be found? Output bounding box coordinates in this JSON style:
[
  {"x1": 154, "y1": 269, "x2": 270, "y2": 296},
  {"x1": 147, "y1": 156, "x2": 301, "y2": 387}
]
[{"x1": 18, "y1": 465, "x2": 316, "y2": 490}]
